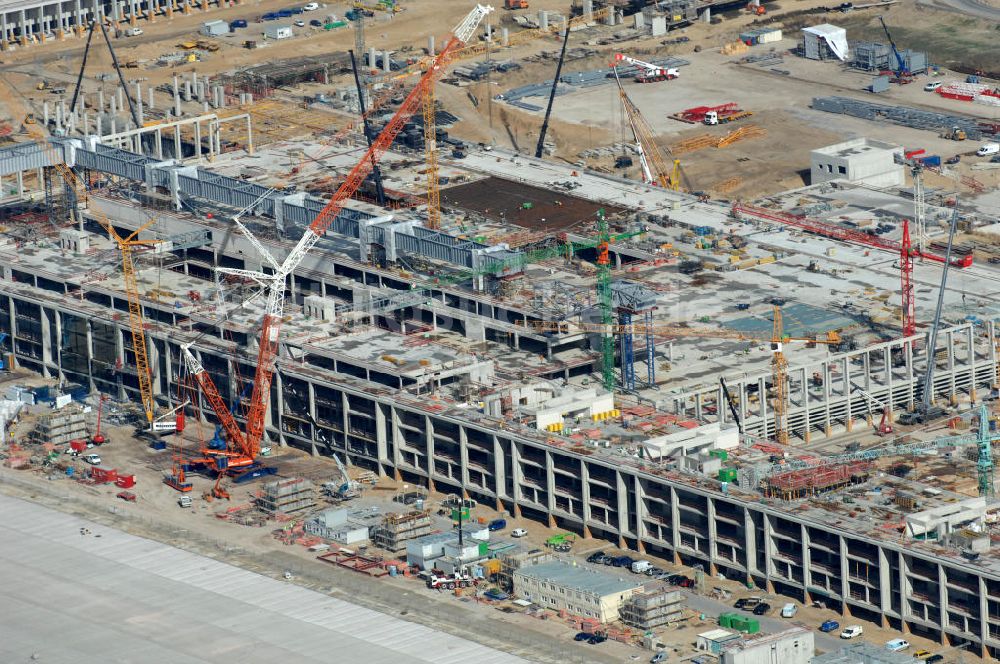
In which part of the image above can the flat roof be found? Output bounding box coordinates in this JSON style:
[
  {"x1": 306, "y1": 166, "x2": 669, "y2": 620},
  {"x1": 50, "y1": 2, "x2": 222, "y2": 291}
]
[
  {"x1": 515, "y1": 560, "x2": 643, "y2": 597},
  {"x1": 0, "y1": 493, "x2": 526, "y2": 664},
  {"x1": 698, "y1": 628, "x2": 740, "y2": 641}
]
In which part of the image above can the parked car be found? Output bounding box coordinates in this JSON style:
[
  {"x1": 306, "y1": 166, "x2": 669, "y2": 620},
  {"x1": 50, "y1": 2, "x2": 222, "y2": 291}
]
[
  {"x1": 651, "y1": 653, "x2": 667, "y2": 664},
  {"x1": 303, "y1": 1, "x2": 319, "y2": 8},
  {"x1": 925, "y1": 655, "x2": 944, "y2": 663},
  {"x1": 262, "y1": 12, "x2": 279, "y2": 20},
  {"x1": 735, "y1": 597, "x2": 761, "y2": 610},
  {"x1": 780, "y1": 603, "x2": 797, "y2": 618},
  {"x1": 309, "y1": 19, "x2": 322, "y2": 26},
  {"x1": 644, "y1": 566, "x2": 664, "y2": 577},
  {"x1": 116, "y1": 491, "x2": 136, "y2": 502},
  {"x1": 82, "y1": 453, "x2": 102, "y2": 465},
  {"x1": 612, "y1": 556, "x2": 634, "y2": 568},
  {"x1": 277, "y1": 8, "x2": 294, "y2": 17},
  {"x1": 511, "y1": 528, "x2": 528, "y2": 538},
  {"x1": 286, "y1": 6, "x2": 304, "y2": 13},
  {"x1": 819, "y1": 620, "x2": 840, "y2": 633},
  {"x1": 294, "y1": 19, "x2": 305, "y2": 26},
  {"x1": 574, "y1": 632, "x2": 591, "y2": 642},
  {"x1": 677, "y1": 578, "x2": 695, "y2": 588},
  {"x1": 483, "y1": 588, "x2": 509, "y2": 601},
  {"x1": 666, "y1": 574, "x2": 687, "y2": 585},
  {"x1": 924, "y1": 81, "x2": 943, "y2": 91},
  {"x1": 840, "y1": 625, "x2": 863, "y2": 639},
  {"x1": 752, "y1": 602, "x2": 771, "y2": 616},
  {"x1": 230, "y1": 18, "x2": 248, "y2": 28},
  {"x1": 913, "y1": 651, "x2": 932, "y2": 659},
  {"x1": 588, "y1": 634, "x2": 607, "y2": 645},
  {"x1": 488, "y1": 518, "x2": 507, "y2": 532},
  {"x1": 586, "y1": 551, "x2": 606, "y2": 564},
  {"x1": 885, "y1": 639, "x2": 910, "y2": 652}
]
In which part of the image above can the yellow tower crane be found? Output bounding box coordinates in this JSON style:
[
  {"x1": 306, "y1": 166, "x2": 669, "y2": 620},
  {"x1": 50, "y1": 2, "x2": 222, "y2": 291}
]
[
  {"x1": 423, "y1": 86, "x2": 441, "y2": 229},
  {"x1": 2, "y1": 74, "x2": 162, "y2": 427}
]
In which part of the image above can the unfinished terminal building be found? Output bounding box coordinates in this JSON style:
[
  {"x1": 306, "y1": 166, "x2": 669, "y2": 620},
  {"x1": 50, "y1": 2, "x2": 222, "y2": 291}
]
[{"x1": 6, "y1": 72, "x2": 1000, "y2": 659}]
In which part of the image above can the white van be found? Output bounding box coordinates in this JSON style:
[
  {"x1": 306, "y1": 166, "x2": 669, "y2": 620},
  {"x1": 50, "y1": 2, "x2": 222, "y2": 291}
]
[
  {"x1": 780, "y1": 603, "x2": 797, "y2": 618},
  {"x1": 976, "y1": 143, "x2": 1000, "y2": 157},
  {"x1": 841, "y1": 625, "x2": 864, "y2": 639}
]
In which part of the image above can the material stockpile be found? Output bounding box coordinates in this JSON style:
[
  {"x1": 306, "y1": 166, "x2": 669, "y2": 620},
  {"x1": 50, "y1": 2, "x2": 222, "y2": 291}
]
[
  {"x1": 764, "y1": 462, "x2": 873, "y2": 499},
  {"x1": 937, "y1": 82, "x2": 1000, "y2": 107},
  {"x1": 812, "y1": 96, "x2": 988, "y2": 140}
]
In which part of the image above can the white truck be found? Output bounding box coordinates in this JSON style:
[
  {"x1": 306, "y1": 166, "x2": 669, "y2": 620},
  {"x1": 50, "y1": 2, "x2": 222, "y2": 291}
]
[
  {"x1": 123, "y1": 27, "x2": 143, "y2": 37},
  {"x1": 426, "y1": 571, "x2": 475, "y2": 590},
  {"x1": 976, "y1": 142, "x2": 1000, "y2": 157},
  {"x1": 631, "y1": 560, "x2": 652, "y2": 574}
]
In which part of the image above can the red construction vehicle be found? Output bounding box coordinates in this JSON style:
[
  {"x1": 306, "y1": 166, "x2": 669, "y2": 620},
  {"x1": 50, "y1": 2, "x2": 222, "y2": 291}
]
[
  {"x1": 613, "y1": 53, "x2": 679, "y2": 83},
  {"x1": 426, "y1": 571, "x2": 476, "y2": 590},
  {"x1": 503, "y1": 0, "x2": 528, "y2": 8},
  {"x1": 91, "y1": 393, "x2": 107, "y2": 446}
]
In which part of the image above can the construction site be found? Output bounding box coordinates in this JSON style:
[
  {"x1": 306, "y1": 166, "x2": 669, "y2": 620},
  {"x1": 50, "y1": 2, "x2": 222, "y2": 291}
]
[{"x1": 2, "y1": 0, "x2": 1000, "y2": 661}]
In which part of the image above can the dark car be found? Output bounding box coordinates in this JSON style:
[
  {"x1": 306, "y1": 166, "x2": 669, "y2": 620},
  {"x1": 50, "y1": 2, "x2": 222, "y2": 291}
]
[
  {"x1": 678, "y1": 578, "x2": 695, "y2": 588},
  {"x1": 574, "y1": 632, "x2": 591, "y2": 642},
  {"x1": 588, "y1": 634, "x2": 608, "y2": 645},
  {"x1": 925, "y1": 656, "x2": 943, "y2": 664},
  {"x1": 666, "y1": 574, "x2": 686, "y2": 585},
  {"x1": 611, "y1": 556, "x2": 634, "y2": 568},
  {"x1": 309, "y1": 18, "x2": 322, "y2": 26},
  {"x1": 586, "y1": 551, "x2": 606, "y2": 564},
  {"x1": 734, "y1": 598, "x2": 748, "y2": 609},
  {"x1": 753, "y1": 602, "x2": 771, "y2": 616},
  {"x1": 287, "y1": 5, "x2": 304, "y2": 13},
  {"x1": 484, "y1": 588, "x2": 509, "y2": 601},
  {"x1": 262, "y1": 12, "x2": 279, "y2": 20},
  {"x1": 277, "y1": 8, "x2": 294, "y2": 16},
  {"x1": 488, "y1": 519, "x2": 507, "y2": 532},
  {"x1": 230, "y1": 18, "x2": 248, "y2": 28},
  {"x1": 820, "y1": 620, "x2": 840, "y2": 633}
]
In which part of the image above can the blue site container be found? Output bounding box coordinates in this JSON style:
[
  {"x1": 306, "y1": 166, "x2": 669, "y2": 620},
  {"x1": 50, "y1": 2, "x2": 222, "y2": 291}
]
[{"x1": 921, "y1": 155, "x2": 941, "y2": 167}]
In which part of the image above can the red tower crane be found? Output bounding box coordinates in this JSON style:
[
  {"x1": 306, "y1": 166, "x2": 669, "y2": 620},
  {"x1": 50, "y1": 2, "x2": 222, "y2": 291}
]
[{"x1": 901, "y1": 220, "x2": 915, "y2": 338}]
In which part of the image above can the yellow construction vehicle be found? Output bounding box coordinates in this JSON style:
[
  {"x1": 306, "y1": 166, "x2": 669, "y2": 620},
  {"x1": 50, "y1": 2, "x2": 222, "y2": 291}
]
[{"x1": 944, "y1": 126, "x2": 967, "y2": 141}]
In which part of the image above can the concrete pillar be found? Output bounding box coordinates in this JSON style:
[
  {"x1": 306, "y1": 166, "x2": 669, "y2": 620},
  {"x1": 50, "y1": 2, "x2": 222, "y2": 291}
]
[
  {"x1": 500, "y1": 27, "x2": 508, "y2": 46},
  {"x1": 19, "y1": 9, "x2": 28, "y2": 45},
  {"x1": 427, "y1": 34, "x2": 434, "y2": 56},
  {"x1": 116, "y1": 87, "x2": 124, "y2": 112},
  {"x1": 367, "y1": 46, "x2": 375, "y2": 70},
  {"x1": 97, "y1": 88, "x2": 105, "y2": 111},
  {"x1": 136, "y1": 98, "x2": 143, "y2": 125},
  {"x1": 633, "y1": 11, "x2": 644, "y2": 29},
  {"x1": 109, "y1": 95, "x2": 117, "y2": 116},
  {"x1": 381, "y1": 50, "x2": 390, "y2": 73},
  {"x1": 148, "y1": 87, "x2": 155, "y2": 109},
  {"x1": 583, "y1": 0, "x2": 593, "y2": 22},
  {"x1": 537, "y1": 10, "x2": 547, "y2": 30},
  {"x1": 559, "y1": 16, "x2": 567, "y2": 37},
  {"x1": 702, "y1": 7, "x2": 711, "y2": 23},
  {"x1": 183, "y1": 80, "x2": 191, "y2": 102},
  {"x1": 43, "y1": 101, "x2": 49, "y2": 126},
  {"x1": 605, "y1": 6, "x2": 615, "y2": 25}
]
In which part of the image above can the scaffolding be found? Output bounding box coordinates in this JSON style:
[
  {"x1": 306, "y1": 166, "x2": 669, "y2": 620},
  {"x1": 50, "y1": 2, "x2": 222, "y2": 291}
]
[
  {"x1": 369, "y1": 510, "x2": 433, "y2": 553},
  {"x1": 620, "y1": 588, "x2": 685, "y2": 629},
  {"x1": 257, "y1": 477, "x2": 316, "y2": 515},
  {"x1": 763, "y1": 462, "x2": 872, "y2": 500}
]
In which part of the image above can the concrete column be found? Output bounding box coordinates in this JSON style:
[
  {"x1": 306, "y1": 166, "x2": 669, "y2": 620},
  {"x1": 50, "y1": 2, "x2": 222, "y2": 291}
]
[
  {"x1": 839, "y1": 534, "x2": 851, "y2": 615},
  {"x1": 2, "y1": 13, "x2": 8, "y2": 47},
  {"x1": 381, "y1": 50, "x2": 389, "y2": 73},
  {"x1": 116, "y1": 87, "x2": 124, "y2": 113},
  {"x1": 154, "y1": 127, "x2": 163, "y2": 158},
  {"x1": 109, "y1": 95, "x2": 117, "y2": 116},
  {"x1": 583, "y1": 0, "x2": 593, "y2": 22},
  {"x1": 605, "y1": 6, "x2": 615, "y2": 25},
  {"x1": 194, "y1": 119, "x2": 202, "y2": 161},
  {"x1": 148, "y1": 87, "x2": 155, "y2": 109},
  {"x1": 500, "y1": 26, "x2": 508, "y2": 46},
  {"x1": 43, "y1": 101, "x2": 50, "y2": 126},
  {"x1": 744, "y1": 509, "x2": 758, "y2": 579},
  {"x1": 427, "y1": 34, "x2": 434, "y2": 56},
  {"x1": 537, "y1": 10, "x2": 547, "y2": 29},
  {"x1": 183, "y1": 80, "x2": 191, "y2": 102},
  {"x1": 801, "y1": 524, "x2": 812, "y2": 603},
  {"x1": 702, "y1": 7, "x2": 711, "y2": 23},
  {"x1": 19, "y1": 9, "x2": 28, "y2": 45},
  {"x1": 800, "y1": 365, "x2": 810, "y2": 442},
  {"x1": 173, "y1": 124, "x2": 181, "y2": 160},
  {"x1": 367, "y1": 46, "x2": 375, "y2": 69},
  {"x1": 615, "y1": 469, "x2": 628, "y2": 548},
  {"x1": 669, "y1": 486, "x2": 681, "y2": 560}
]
